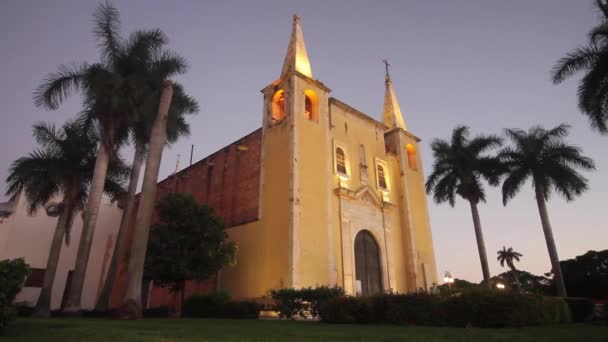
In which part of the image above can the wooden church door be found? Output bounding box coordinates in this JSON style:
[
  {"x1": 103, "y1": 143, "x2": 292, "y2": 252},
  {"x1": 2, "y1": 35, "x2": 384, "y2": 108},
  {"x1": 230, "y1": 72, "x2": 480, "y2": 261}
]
[{"x1": 354, "y1": 230, "x2": 383, "y2": 296}]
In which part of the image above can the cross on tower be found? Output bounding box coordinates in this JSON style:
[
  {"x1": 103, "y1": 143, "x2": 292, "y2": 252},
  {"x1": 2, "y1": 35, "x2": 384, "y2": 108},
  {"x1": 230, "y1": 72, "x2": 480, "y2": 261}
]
[{"x1": 382, "y1": 59, "x2": 391, "y2": 78}]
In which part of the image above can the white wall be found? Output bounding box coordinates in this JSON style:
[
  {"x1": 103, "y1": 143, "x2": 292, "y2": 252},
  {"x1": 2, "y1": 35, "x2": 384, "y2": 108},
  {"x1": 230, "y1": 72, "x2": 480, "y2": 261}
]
[{"x1": 0, "y1": 193, "x2": 122, "y2": 310}]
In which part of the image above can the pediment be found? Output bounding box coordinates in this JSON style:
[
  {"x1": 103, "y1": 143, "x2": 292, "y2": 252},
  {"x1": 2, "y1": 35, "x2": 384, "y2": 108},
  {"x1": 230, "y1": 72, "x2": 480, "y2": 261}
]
[{"x1": 354, "y1": 186, "x2": 383, "y2": 207}]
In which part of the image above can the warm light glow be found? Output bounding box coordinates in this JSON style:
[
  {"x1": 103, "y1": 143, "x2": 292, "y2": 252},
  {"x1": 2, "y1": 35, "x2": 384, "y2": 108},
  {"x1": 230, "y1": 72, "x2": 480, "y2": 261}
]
[
  {"x1": 271, "y1": 90, "x2": 285, "y2": 122},
  {"x1": 496, "y1": 283, "x2": 505, "y2": 289},
  {"x1": 406, "y1": 144, "x2": 417, "y2": 170},
  {"x1": 444, "y1": 271, "x2": 454, "y2": 284},
  {"x1": 304, "y1": 89, "x2": 318, "y2": 121}
]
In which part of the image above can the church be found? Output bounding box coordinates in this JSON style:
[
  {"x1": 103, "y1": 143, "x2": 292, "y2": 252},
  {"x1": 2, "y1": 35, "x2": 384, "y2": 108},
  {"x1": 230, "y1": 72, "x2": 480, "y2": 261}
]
[
  {"x1": 109, "y1": 14, "x2": 438, "y2": 305},
  {"x1": 1, "y1": 14, "x2": 439, "y2": 311}
]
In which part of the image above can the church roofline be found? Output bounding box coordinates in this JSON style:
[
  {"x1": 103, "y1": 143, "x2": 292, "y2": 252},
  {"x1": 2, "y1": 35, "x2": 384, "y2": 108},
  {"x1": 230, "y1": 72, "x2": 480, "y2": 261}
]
[
  {"x1": 329, "y1": 97, "x2": 388, "y2": 130},
  {"x1": 160, "y1": 127, "x2": 262, "y2": 185},
  {"x1": 384, "y1": 127, "x2": 421, "y2": 142}
]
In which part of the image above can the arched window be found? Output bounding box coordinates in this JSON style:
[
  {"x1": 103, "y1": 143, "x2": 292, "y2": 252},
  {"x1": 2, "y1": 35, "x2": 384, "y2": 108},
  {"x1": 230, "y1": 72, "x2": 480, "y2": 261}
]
[
  {"x1": 304, "y1": 89, "x2": 318, "y2": 122},
  {"x1": 377, "y1": 165, "x2": 387, "y2": 190},
  {"x1": 271, "y1": 90, "x2": 285, "y2": 122},
  {"x1": 406, "y1": 144, "x2": 417, "y2": 170},
  {"x1": 336, "y1": 147, "x2": 347, "y2": 175}
]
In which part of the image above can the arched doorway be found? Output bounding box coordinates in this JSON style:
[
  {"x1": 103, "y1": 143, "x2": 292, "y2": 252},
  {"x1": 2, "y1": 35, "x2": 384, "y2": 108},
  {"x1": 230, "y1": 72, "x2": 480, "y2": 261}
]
[{"x1": 354, "y1": 230, "x2": 383, "y2": 296}]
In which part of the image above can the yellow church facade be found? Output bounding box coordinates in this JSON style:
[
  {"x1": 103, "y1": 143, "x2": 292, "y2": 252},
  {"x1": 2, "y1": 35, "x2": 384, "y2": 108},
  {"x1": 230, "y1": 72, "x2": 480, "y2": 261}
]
[{"x1": 215, "y1": 15, "x2": 438, "y2": 299}]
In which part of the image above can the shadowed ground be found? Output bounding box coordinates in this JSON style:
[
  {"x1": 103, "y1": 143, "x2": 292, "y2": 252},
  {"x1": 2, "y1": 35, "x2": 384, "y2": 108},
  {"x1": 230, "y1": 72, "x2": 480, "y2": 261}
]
[{"x1": 2, "y1": 318, "x2": 608, "y2": 341}]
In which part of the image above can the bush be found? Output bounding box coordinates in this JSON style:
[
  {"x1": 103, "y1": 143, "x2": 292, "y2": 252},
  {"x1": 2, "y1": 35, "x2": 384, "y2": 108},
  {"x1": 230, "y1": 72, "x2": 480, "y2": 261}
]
[
  {"x1": 564, "y1": 297, "x2": 595, "y2": 322},
  {"x1": 182, "y1": 291, "x2": 230, "y2": 318},
  {"x1": 182, "y1": 292, "x2": 260, "y2": 319},
  {"x1": 0, "y1": 258, "x2": 30, "y2": 331},
  {"x1": 319, "y1": 291, "x2": 572, "y2": 327},
  {"x1": 143, "y1": 306, "x2": 169, "y2": 318},
  {"x1": 221, "y1": 301, "x2": 260, "y2": 319},
  {"x1": 270, "y1": 286, "x2": 344, "y2": 319}
]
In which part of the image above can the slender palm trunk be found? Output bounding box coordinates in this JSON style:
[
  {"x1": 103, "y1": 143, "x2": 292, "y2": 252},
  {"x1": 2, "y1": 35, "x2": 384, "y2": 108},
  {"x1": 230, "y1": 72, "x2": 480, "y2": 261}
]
[
  {"x1": 508, "y1": 262, "x2": 521, "y2": 291},
  {"x1": 120, "y1": 81, "x2": 172, "y2": 319},
  {"x1": 95, "y1": 142, "x2": 145, "y2": 311},
  {"x1": 534, "y1": 185, "x2": 567, "y2": 297},
  {"x1": 32, "y1": 193, "x2": 76, "y2": 317},
  {"x1": 63, "y1": 142, "x2": 111, "y2": 313},
  {"x1": 468, "y1": 200, "x2": 492, "y2": 289}
]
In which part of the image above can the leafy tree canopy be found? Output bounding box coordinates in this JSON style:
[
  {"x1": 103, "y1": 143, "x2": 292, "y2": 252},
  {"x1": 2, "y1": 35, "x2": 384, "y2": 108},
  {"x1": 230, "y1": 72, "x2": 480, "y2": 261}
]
[
  {"x1": 144, "y1": 194, "x2": 237, "y2": 293},
  {"x1": 560, "y1": 249, "x2": 608, "y2": 299}
]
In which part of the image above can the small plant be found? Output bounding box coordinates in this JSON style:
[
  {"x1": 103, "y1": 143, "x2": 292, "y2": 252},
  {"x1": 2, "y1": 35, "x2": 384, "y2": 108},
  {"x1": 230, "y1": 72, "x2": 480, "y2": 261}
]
[{"x1": 0, "y1": 258, "x2": 30, "y2": 331}]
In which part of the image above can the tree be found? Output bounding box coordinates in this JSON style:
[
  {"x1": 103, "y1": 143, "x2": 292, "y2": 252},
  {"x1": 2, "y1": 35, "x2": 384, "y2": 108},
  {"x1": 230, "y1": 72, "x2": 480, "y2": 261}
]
[
  {"x1": 552, "y1": 0, "x2": 608, "y2": 134},
  {"x1": 95, "y1": 83, "x2": 198, "y2": 311},
  {"x1": 33, "y1": 1, "x2": 186, "y2": 313},
  {"x1": 560, "y1": 249, "x2": 608, "y2": 299},
  {"x1": 425, "y1": 126, "x2": 503, "y2": 289},
  {"x1": 488, "y1": 270, "x2": 553, "y2": 295},
  {"x1": 142, "y1": 194, "x2": 237, "y2": 314},
  {"x1": 500, "y1": 124, "x2": 595, "y2": 297},
  {"x1": 496, "y1": 246, "x2": 523, "y2": 291},
  {"x1": 5, "y1": 120, "x2": 126, "y2": 317}
]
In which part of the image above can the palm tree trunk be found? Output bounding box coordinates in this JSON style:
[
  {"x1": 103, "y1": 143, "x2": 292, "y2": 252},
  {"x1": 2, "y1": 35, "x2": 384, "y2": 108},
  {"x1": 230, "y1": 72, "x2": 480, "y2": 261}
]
[
  {"x1": 468, "y1": 200, "x2": 492, "y2": 289},
  {"x1": 63, "y1": 142, "x2": 111, "y2": 313},
  {"x1": 508, "y1": 263, "x2": 521, "y2": 292},
  {"x1": 95, "y1": 142, "x2": 145, "y2": 311},
  {"x1": 120, "y1": 81, "x2": 173, "y2": 319},
  {"x1": 32, "y1": 194, "x2": 76, "y2": 317},
  {"x1": 534, "y1": 184, "x2": 567, "y2": 297}
]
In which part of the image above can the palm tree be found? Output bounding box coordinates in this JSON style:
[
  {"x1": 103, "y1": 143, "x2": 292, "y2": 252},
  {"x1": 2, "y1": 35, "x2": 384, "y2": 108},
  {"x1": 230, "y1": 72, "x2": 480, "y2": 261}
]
[
  {"x1": 95, "y1": 82, "x2": 198, "y2": 311},
  {"x1": 5, "y1": 120, "x2": 126, "y2": 317},
  {"x1": 33, "y1": 2, "x2": 186, "y2": 313},
  {"x1": 119, "y1": 80, "x2": 174, "y2": 319},
  {"x1": 500, "y1": 124, "x2": 595, "y2": 297},
  {"x1": 497, "y1": 246, "x2": 523, "y2": 291},
  {"x1": 425, "y1": 126, "x2": 503, "y2": 289},
  {"x1": 551, "y1": 0, "x2": 608, "y2": 134}
]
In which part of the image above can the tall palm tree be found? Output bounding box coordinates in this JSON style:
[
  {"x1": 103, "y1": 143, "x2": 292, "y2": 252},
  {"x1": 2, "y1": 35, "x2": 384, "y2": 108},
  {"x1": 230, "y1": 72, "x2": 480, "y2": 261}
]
[
  {"x1": 5, "y1": 120, "x2": 126, "y2": 317},
  {"x1": 425, "y1": 126, "x2": 503, "y2": 289},
  {"x1": 497, "y1": 246, "x2": 523, "y2": 291},
  {"x1": 119, "y1": 80, "x2": 174, "y2": 319},
  {"x1": 33, "y1": 2, "x2": 186, "y2": 312},
  {"x1": 500, "y1": 124, "x2": 595, "y2": 297},
  {"x1": 552, "y1": 0, "x2": 608, "y2": 134},
  {"x1": 95, "y1": 82, "x2": 198, "y2": 311}
]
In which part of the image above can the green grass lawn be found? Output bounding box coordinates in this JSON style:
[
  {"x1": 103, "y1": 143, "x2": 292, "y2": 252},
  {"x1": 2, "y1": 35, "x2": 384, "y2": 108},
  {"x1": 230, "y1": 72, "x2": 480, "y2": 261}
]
[{"x1": 2, "y1": 318, "x2": 607, "y2": 341}]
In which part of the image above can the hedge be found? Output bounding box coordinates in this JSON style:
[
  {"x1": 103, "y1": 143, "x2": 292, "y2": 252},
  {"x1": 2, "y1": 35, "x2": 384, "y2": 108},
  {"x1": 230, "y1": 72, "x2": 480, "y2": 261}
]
[
  {"x1": 564, "y1": 297, "x2": 595, "y2": 322},
  {"x1": 319, "y1": 291, "x2": 572, "y2": 328},
  {"x1": 269, "y1": 286, "x2": 344, "y2": 319},
  {"x1": 0, "y1": 258, "x2": 30, "y2": 331},
  {"x1": 182, "y1": 292, "x2": 260, "y2": 319}
]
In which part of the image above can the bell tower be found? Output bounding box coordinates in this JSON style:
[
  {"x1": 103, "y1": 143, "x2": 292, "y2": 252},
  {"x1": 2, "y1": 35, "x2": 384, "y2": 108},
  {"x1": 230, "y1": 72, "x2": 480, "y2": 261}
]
[
  {"x1": 382, "y1": 63, "x2": 437, "y2": 291},
  {"x1": 259, "y1": 15, "x2": 334, "y2": 288}
]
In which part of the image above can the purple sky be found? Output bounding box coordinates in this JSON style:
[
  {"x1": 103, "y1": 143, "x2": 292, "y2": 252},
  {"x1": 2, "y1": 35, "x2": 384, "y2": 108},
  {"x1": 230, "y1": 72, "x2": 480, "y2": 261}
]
[{"x1": 1, "y1": 1, "x2": 606, "y2": 283}]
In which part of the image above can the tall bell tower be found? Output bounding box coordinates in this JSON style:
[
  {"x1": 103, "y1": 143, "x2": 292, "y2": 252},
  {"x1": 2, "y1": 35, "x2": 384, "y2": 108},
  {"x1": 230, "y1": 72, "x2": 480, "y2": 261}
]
[
  {"x1": 259, "y1": 15, "x2": 334, "y2": 288},
  {"x1": 382, "y1": 64, "x2": 437, "y2": 291}
]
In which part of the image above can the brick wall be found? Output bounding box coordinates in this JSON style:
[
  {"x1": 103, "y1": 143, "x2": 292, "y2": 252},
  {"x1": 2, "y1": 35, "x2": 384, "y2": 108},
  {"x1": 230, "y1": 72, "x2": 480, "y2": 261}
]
[{"x1": 108, "y1": 128, "x2": 262, "y2": 310}]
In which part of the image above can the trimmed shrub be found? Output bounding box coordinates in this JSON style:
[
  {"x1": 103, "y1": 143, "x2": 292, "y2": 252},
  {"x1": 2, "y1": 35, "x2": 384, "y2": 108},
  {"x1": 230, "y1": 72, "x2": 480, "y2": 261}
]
[
  {"x1": 221, "y1": 301, "x2": 260, "y2": 319},
  {"x1": 541, "y1": 296, "x2": 571, "y2": 324},
  {"x1": 143, "y1": 306, "x2": 170, "y2": 318},
  {"x1": 270, "y1": 286, "x2": 344, "y2": 319},
  {"x1": 182, "y1": 291, "x2": 230, "y2": 318},
  {"x1": 0, "y1": 258, "x2": 30, "y2": 331},
  {"x1": 564, "y1": 297, "x2": 594, "y2": 322},
  {"x1": 319, "y1": 291, "x2": 572, "y2": 327},
  {"x1": 182, "y1": 292, "x2": 260, "y2": 319}
]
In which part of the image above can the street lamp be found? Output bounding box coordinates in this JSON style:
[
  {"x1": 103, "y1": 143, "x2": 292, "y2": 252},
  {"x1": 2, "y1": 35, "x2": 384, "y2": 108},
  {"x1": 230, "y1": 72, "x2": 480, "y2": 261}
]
[
  {"x1": 443, "y1": 271, "x2": 454, "y2": 288},
  {"x1": 496, "y1": 283, "x2": 505, "y2": 290}
]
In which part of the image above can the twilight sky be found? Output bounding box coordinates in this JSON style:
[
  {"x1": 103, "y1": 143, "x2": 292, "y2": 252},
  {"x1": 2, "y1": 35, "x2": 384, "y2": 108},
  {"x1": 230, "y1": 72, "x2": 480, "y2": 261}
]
[{"x1": 1, "y1": 0, "x2": 606, "y2": 283}]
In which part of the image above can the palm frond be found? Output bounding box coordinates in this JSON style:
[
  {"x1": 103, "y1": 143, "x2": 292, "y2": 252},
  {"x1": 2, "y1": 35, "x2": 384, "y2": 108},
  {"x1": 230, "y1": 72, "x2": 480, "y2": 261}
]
[
  {"x1": 33, "y1": 63, "x2": 90, "y2": 110},
  {"x1": 552, "y1": 46, "x2": 600, "y2": 84},
  {"x1": 93, "y1": 0, "x2": 123, "y2": 64}
]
